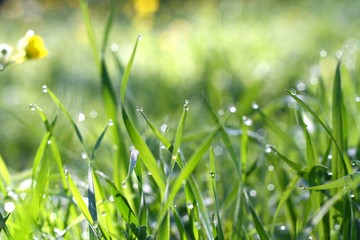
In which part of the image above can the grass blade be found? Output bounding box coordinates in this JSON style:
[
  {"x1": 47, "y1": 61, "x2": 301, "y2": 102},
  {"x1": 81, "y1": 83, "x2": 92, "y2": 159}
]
[
  {"x1": 155, "y1": 128, "x2": 218, "y2": 237},
  {"x1": 122, "y1": 105, "x2": 166, "y2": 193},
  {"x1": 0, "y1": 155, "x2": 11, "y2": 187},
  {"x1": 101, "y1": 0, "x2": 116, "y2": 56},
  {"x1": 244, "y1": 191, "x2": 271, "y2": 240},
  {"x1": 300, "y1": 172, "x2": 360, "y2": 191},
  {"x1": 120, "y1": 35, "x2": 141, "y2": 103},
  {"x1": 79, "y1": 0, "x2": 100, "y2": 70}
]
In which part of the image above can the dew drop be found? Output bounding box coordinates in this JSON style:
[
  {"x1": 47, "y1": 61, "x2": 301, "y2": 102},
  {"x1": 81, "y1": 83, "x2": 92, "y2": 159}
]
[
  {"x1": 121, "y1": 181, "x2": 127, "y2": 188},
  {"x1": 136, "y1": 106, "x2": 143, "y2": 112},
  {"x1": 228, "y1": 105, "x2": 237, "y2": 113},
  {"x1": 108, "y1": 119, "x2": 114, "y2": 126},
  {"x1": 267, "y1": 183, "x2": 275, "y2": 191},
  {"x1": 110, "y1": 43, "x2": 119, "y2": 52},
  {"x1": 242, "y1": 116, "x2": 253, "y2": 126},
  {"x1": 29, "y1": 103, "x2": 36, "y2": 111},
  {"x1": 320, "y1": 49, "x2": 327, "y2": 57},
  {"x1": 194, "y1": 222, "x2": 201, "y2": 230},
  {"x1": 160, "y1": 124, "x2": 168, "y2": 133},
  {"x1": 77, "y1": 112, "x2": 85, "y2": 122},
  {"x1": 4, "y1": 201, "x2": 15, "y2": 213},
  {"x1": 249, "y1": 190, "x2": 257, "y2": 197},
  {"x1": 280, "y1": 225, "x2": 286, "y2": 231},
  {"x1": 183, "y1": 99, "x2": 189, "y2": 111},
  {"x1": 350, "y1": 193, "x2": 355, "y2": 198},
  {"x1": 47, "y1": 140, "x2": 52, "y2": 145},
  {"x1": 81, "y1": 152, "x2": 87, "y2": 159},
  {"x1": 209, "y1": 171, "x2": 215, "y2": 178},
  {"x1": 101, "y1": 211, "x2": 106, "y2": 217},
  {"x1": 327, "y1": 171, "x2": 333, "y2": 176},
  {"x1": 182, "y1": 179, "x2": 187, "y2": 185},
  {"x1": 355, "y1": 96, "x2": 360, "y2": 103},
  {"x1": 252, "y1": 103, "x2": 259, "y2": 110},
  {"x1": 138, "y1": 35, "x2": 143, "y2": 41},
  {"x1": 265, "y1": 144, "x2": 272, "y2": 153},
  {"x1": 268, "y1": 165, "x2": 274, "y2": 172},
  {"x1": 147, "y1": 172, "x2": 152, "y2": 176},
  {"x1": 217, "y1": 109, "x2": 225, "y2": 116},
  {"x1": 187, "y1": 203, "x2": 194, "y2": 209},
  {"x1": 42, "y1": 85, "x2": 48, "y2": 93},
  {"x1": 289, "y1": 89, "x2": 297, "y2": 95}
]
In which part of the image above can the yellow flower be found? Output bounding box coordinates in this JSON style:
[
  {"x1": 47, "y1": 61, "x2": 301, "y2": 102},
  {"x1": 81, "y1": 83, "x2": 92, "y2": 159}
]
[
  {"x1": 134, "y1": 0, "x2": 159, "y2": 17},
  {"x1": 17, "y1": 30, "x2": 48, "y2": 61}
]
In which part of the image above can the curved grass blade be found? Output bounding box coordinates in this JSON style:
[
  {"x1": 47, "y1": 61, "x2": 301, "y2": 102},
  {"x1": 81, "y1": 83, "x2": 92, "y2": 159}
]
[
  {"x1": 285, "y1": 90, "x2": 349, "y2": 173},
  {"x1": 47, "y1": 88, "x2": 89, "y2": 155},
  {"x1": 155, "y1": 128, "x2": 218, "y2": 237},
  {"x1": 172, "y1": 206, "x2": 189, "y2": 240},
  {"x1": 101, "y1": 0, "x2": 116, "y2": 56},
  {"x1": 205, "y1": 98, "x2": 240, "y2": 177},
  {"x1": 67, "y1": 171, "x2": 94, "y2": 225},
  {"x1": 0, "y1": 212, "x2": 11, "y2": 238},
  {"x1": 95, "y1": 170, "x2": 140, "y2": 226},
  {"x1": 123, "y1": 148, "x2": 140, "y2": 185},
  {"x1": 271, "y1": 174, "x2": 301, "y2": 237},
  {"x1": 91, "y1": 123, "x2": 109, "y2": 160},
  {"x1": 300, "y1": 172, "x2": 360, "y2": 191},
  {"x1": 122, "y1": 105, "x2": 166, "y2": 193},
  {"x1": 0, "y1": 155, "x2": 11, "y2": 187},
  {"x1": 79, "y1": 0, "x2": 100, "y2": 70},
  {"x1": 244, "y1": 190, "x2": 270, "y2": 240},
  {"x1": 120, "y1": 35, "x2": 141, "y2": 104}
]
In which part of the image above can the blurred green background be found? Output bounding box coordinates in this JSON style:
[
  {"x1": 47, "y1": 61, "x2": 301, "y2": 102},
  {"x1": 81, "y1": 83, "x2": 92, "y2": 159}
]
[{"x1": 1, "y1": 0, "x2": 360, "y2": 173}]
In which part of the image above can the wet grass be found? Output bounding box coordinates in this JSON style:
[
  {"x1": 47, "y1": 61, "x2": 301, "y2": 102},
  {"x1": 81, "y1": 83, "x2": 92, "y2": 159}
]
[{"x1": 1, "y1": 0, "x2": 360, "y2": 239}]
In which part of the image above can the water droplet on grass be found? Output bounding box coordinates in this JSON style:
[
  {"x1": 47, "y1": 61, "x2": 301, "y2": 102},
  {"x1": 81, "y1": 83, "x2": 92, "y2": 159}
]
[
  {"x1": 355, "y1": 96, "x2": 360, "y2": 102},
  {"x1": 81, "y1": 152, "x2": 87, "y2": 159},
  {"x1": 242, "y1": 116, "x2": 253, "y2": 126},
  {"x1": 228, "y1": 105, "x2": 237, "y2": 113},
  {"x1": 267, "y1": 183, "x2": 275, "y2": 191},
  {"x1": 320, "y1": 49, "x2": 327, "y2": 57},
  {"x1": 160, "y1": 124, "x2": 168, "y2": 133},
  {"x1": 138, "y1": 35, "x2": 143, "y2": 41},
  {"x1": 29, "y1": 103, "x2": 36, "y2": 111},
  {"x1": 122, "y1": 181, "x2": 127, "y2": 188},
  {"x1": 187, "y1": 203, "x2": 194, "y2": 209},
  {"x1": 42, "y1": 85, "x2": 48, "y2": 93},
  {"x1": 4, "y1": 201, "x2": 15, "y2": 213},
  {"x1": 110, "y1": 43, "x2": 119, "y2": 52},
  {"x1": 194, "y1": 222, "x2": 201, "y2": 230},
  {"x1": 249, "y1": 190, "x2": 257, "y2": 197},
  {"x1": 280, "y1": 225, "x2": 286, "y2": 231},
  {"x1": 252, "y1": 103, "x2": 259, "y2": 110},
  {"x1": 77, "y1": 112, "x2": 85, "y2": 122},
  {"x1": 265, "y1": 144, "x2": 272, "y2": 153},
  {"x1": 183, "y1": 99, "x2": 189, "y2": 111},
  {"x1": 136, "y1": 106, "x2": 143, "y2": 112},
  {"x1": 217, "y1": 109, "x2": 225, "y2": 116},
  {"x1": 289, "y1": 89, "x2": 297, "y2": 95},
  {"x1": 268, "y1": 165, "x2": 274, "y2": 172},
  {"x1": 209, "y1": 171, "x2": 215, "y2": 178},
  {"x1": 47, "y1": 140, "x2": 52, "y2": 145},
  {"x1": 108, "y1": 119, "x2": 114, "y2": 126}
]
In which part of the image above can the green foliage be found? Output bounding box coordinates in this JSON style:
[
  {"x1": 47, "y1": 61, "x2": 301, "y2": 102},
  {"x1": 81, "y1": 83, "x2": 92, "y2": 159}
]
[{"x1": 1, "y1": 1, "x2": 360, "y2": 239}]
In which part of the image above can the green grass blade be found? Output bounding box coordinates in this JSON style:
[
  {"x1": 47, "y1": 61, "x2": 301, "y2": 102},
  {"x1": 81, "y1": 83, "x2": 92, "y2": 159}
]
[
  {"x1": 244, "y1": 191, "x2": 271, "y2": 240},
  {"x1": 123, "y1": 149, "x2": 140, "y2": 185},
  {"x1": 157, "y1": 211, "x2": 170, "y2": 240},
  {"x1": 271, "y1": 174, "x2": 301, "y2": 237},
  {"x1": 300, "y1": 172, "x2": 360, "y2": 191},
  {"x1": 31, "y1": 133, "x2": 51, "y2": 181},
  {"x1": 285, "y1": 89, "x2": 348, "y2": 171},
  {"x1": 79, "y1": 0, "x2": 100, "y2": 70},
  {"x1": 0, "y1": 155, "x2": 11, "y2": 186},
  {"x1": 91, "y1": 123, "x2": 109, "y2": 160},
  {"x1": 122, "y1": 105, "x2": 166, "y2": 193},
  {"x1": 155, "y1": 128, "x2": 218, "y2": 237},
  {"x1": 172, "y1": 206, "x2": 189, "y2": 240},
  {"x1": 172, "y1": 100, "x2": 189, "y2": 161},
  {"x1": 67, "y1": 171, "x2": 94, "y2": 225},
  {"x1": 101, "y1": 58, "x2": 129, "y2": 188},
  {"x1": 95, "y1": 170, "x2": 140, "y2": 226},
  {"x1": 47, "y1": 88, "x2": 89, "y2": 155},
  {"x1": 101, "y1": 0, "x2": 116, "y2": 56},
  {"x1": 205, "y1": 99, "x2": 240, "y2": 176},
  {"x1": 0, "y1": 212, "x2": 11, "y2": 238},
  {"x1": 120, "y1": 35, "x2": 141, "y2": 103}
]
